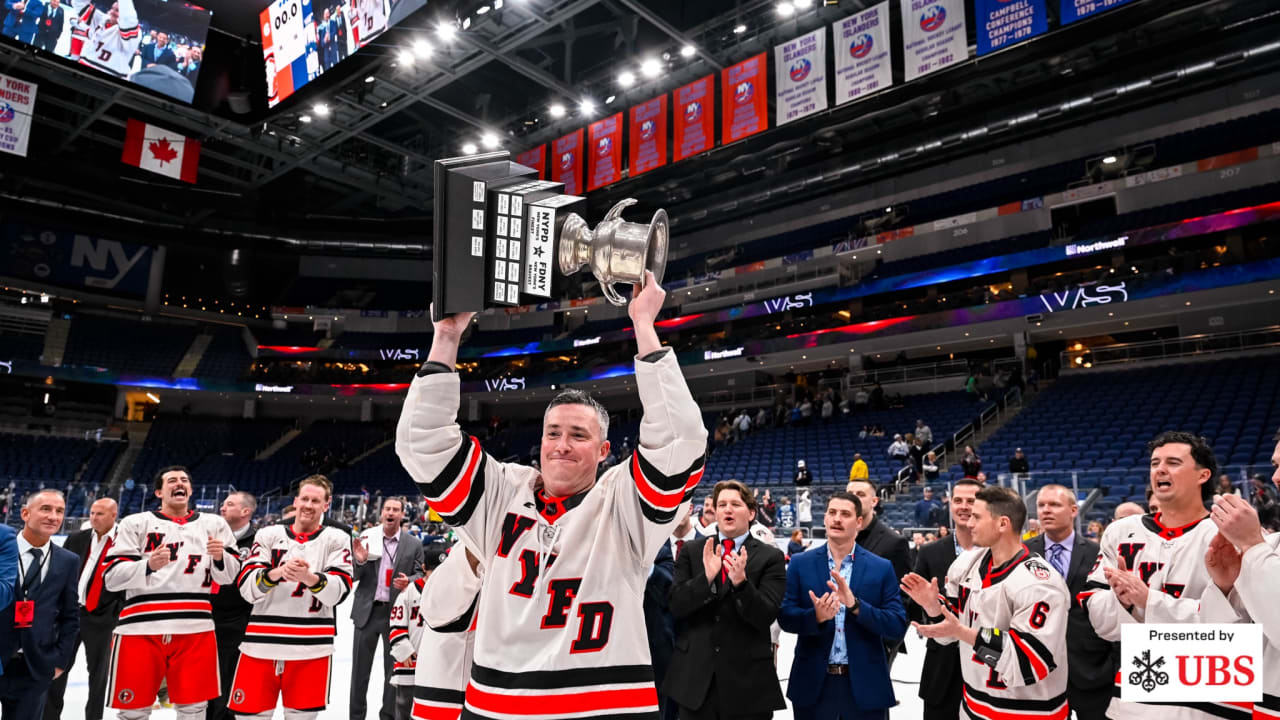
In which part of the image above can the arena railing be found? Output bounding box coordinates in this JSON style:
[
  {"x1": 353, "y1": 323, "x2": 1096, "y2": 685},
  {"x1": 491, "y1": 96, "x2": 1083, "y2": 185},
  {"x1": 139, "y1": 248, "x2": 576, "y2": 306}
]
[{"x1": 1060, "y1": 326, "x2": 1280, "y2": 369}]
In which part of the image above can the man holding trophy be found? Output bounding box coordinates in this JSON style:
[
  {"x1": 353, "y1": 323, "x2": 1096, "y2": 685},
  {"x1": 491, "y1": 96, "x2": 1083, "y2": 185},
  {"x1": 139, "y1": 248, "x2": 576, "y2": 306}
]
[{"x1": 396, "y1": 151, "x2": 703, "y2": 720}]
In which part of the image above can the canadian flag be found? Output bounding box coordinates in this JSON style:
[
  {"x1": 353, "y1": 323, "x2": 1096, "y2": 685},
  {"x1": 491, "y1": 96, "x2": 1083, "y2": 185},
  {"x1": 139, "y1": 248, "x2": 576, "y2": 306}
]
[{"x1": 121, "y1": 118, "x2": 200, "y2": 184}]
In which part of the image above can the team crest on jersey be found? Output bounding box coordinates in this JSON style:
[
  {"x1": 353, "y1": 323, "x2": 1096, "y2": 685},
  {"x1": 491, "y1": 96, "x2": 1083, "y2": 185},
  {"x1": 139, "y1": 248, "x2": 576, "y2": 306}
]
[
  {"x1": 233, "y1": 689, "x2": 245, "y2": 703},
  {"x1": 1030, "y1": 562, "x2": 1050, "y2": 580},
  {"x1": 117, "y1": 689, "x2": 134, "y2": 704}
]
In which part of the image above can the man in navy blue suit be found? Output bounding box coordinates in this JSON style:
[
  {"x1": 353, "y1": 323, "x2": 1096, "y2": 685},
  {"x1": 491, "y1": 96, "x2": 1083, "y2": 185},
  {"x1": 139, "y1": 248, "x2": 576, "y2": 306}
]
[
  {"x1": 780, "y1": 491, "x2": 907, "y2": 720},
  {"x1": 0, "y1": 524, "x2": 16, "y2": 618},
  {"x1": 0, "y1": 489, "x2": 79, "y2": 718}
]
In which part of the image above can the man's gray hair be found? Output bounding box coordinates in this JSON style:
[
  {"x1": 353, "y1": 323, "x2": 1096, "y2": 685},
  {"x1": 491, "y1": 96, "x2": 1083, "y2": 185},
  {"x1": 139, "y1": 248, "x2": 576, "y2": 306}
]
[
  {"x1": 229, "y1": 491, "x2": 258, "y2": 513},
  {"x1": 544, "y1": 388, "x2": 610, "y2": 439},
  {"x1": 26, "y1": 488, "x2": 65, "y2": 509}
]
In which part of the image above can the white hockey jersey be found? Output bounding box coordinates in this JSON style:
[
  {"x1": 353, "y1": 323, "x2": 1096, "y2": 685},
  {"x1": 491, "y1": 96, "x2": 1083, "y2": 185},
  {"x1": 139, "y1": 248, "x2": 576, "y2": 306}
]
[
  {"x1": 1080, "y1": 511, "x2": 1224, "y2": 720},
  {"x1": 932, "y1": 545, "x2": 1070, "y2": 720},
  {"x1": 396, "y1": 348, "x2": 707, "y2": 720},
  {"x1": 390, "y1": 576, "x2": 427, "y2": 686},
  {"x1": 103, "y1": 509, "x2": 241, "y2": 635},
  {"x1": 410, "y1": 544, "x2": 481, "y2": 719},
  {"x1": 236, "y1": 523, "x2": 354, "y2": 660},
  {"x1": 70, "y1": 0, "x2": 140, "y2": 78},
  {"x1": 355, "y1": 0, "x2": 385, "y2": 46},
  {"x1": 1198, "y1": 532, "x2": 1280, "y2": 720}
]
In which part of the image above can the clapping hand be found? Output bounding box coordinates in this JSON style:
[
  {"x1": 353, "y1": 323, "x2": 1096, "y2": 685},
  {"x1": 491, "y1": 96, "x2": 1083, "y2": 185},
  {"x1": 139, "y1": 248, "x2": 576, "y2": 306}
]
[
  {"x1": 702, "y1": 538, "x2": 723, "y2": 584},
  {"x1": 1204, "y1": 533, "x2": 1243, "y2": 596},
  {"x1": 723, "y1": 546, "x2": 749, "y2": 587},
  {"x1": 1104, "y1": 557, "x2": 1149, "y2": 611},
  {"x1": 900, "y1": 573, "x2": 942, "y2": 617},
  {"x1": 809, "y1": 589, "x2": 839, "y2": 623}
]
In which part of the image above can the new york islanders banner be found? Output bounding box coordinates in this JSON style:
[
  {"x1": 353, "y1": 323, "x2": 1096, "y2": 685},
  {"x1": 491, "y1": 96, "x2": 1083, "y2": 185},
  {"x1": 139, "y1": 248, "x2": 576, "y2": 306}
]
[
  {"x1": 976, "y1": 0, "x2": 1049, "y2": 55},
  {"x1": 551, "y1": 129, "x2": 583, "y2": 196},
  {"x1": 900, "y1": 0, "x2": 967, "y2": 82},
  {"x1": 516, "y1": 144, "x2": 546, "y2": 179},
  {"x1": 721, "y1": 53, "x2": 767, "y2": 144},
  {"x1": 628, "y1": 94, "x2": 667, "y2": 178},
  {"x1": 673, "y1": 74, "x2": 714, "y2": 163},
  {"x1": 0, "y1": 73, "x2": 36, "y2": 158},
  {"x1": 587, "y1": 112, "x2": 623, "y2": 191},
  {"x1": 833, "y1": 2, "x2": 893, "y2": 106},
  {"x1": 775, "y1": 28, "x2": 827, "y2": 126},
  {"x1": 1062, "y1": 0, "x2": 1137, "y2": 24}
]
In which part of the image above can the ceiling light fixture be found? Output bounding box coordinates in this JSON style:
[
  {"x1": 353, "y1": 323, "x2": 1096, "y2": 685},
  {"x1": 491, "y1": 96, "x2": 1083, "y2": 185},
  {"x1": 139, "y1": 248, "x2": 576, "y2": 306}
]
[
  {"x1": 618, "y1": 70, "x2": 635, "y2": 87},
  {"x1": 640, "y1": 57, "x2": 661, "y2": 78},
  {"x1": 580, "y1": 98, "x2": 595, "y2": 115},
  {"x1": 605, "y1": 95, "x2": 616, "y2": 104},
  {"x1": 462, "y1": 142, "x2": 478, "y2": 154},
  {"x1": 364, "y1": 75, "x2": 375, "y2": 83},
  {"x1": 794, "y1": 0, "x2": 813, "y2": 7},
  {"x1": 397, "y1": 48, "x2": 415, "y2": 65},
  {"x1": 1102, "y1": 155, "x2": 1118, "y2": 164},
  {"x1": 680, "y1": 44, "x2": 695, "y2": 58},
  {"x1": 549, "y1": 103, "x2": 566, "y2": 118},
  {"x1": 413, "y1": 39, "x2": 432, "y2": 57},
  {"x1": 312, "y1": 103, "x2": 329, "y2": 117},
  {"x1": 436, "y1": 21, "x2": 457, "y2": 41},
  {"x1": 476, "y1": 4, "x2": 490, "y2": 14},
  {"x1": 733, "y1": 24, "x2": 747, "y2": 34},
  {"x1": 481, "y1": 133, "x2": 500, "y2": 149},
  {"x1": 777, "y1": 2, "x2": 795, "y2": 17},
  {"x1": 299, "y1": 114, "x2": 312, "y2": 123}
]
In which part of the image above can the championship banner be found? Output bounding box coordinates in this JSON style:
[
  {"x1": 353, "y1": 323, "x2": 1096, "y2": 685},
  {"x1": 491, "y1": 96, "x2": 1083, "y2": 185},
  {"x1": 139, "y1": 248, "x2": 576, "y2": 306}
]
[
  {"x1": 976, "y1": 0, "x2": 1049, "y2": 55},
  {"x1": 775, "y1": 28, "x2": 827, "y2": 126},
  {"x1": 0, "y1": 74, "x2": 36, "y2": 158},
  {"x1": 1062, "y1": 0, "x2": 1137, "y2": 25},
  {"x1": 628, "y1": 94, "x2": 668, "y2": 178},
  {"x1": 900, "y1": 0, "x2": 967, "y2": 82},
  {"x1": 834, "y1": 2, "x2": 893, "y2": 106},
  {"x1": 551, "y1": 129, "x2": 584, "y2": 196},
  {"x1": 516, "y1": 144, "x2": 546, "y2": 179},
  {"x1": 673, "y1": 74, "x2": 714, "y2": 162},
  {"x1": 587, "y1": 112, "x2": 623, "y2": 191},
  {"x1": 721, "y1": 53, "x2": 768, "y2": 144}
]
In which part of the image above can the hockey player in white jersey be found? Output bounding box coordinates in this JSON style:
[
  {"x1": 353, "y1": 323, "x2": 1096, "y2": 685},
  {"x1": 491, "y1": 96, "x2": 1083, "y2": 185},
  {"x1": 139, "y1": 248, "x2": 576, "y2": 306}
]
[
  {"x1": 1078, "y1": 431, "x2": 1225, "y2": 720},
  {"x1": 354, "y1": 0, "x2": 385, "y2": 46},
  {"x1": 396, "y1": 271, "x2": 707, "y2": 720},
  {"x1": 1198, "y1": 432, "x2": 1280, "y2": 719},
  {"x1": 229, "y1": 475, "x2": 354, "y2": 720},
  {"x1": 902, "y1": 485, "x2": 1070, "y2": 720},
  {"x1": 389, "y1": 544, "x2": 447, "y2": 719},
  {"x1": 69, "y1": 0, "x2": 141, "y2": 78},
  {"x1": 103, "y1": 465, "x2": 241, "y2": 719},
  {"x1": 405, "y1": 542, "x2": 482, "y2": 720}
]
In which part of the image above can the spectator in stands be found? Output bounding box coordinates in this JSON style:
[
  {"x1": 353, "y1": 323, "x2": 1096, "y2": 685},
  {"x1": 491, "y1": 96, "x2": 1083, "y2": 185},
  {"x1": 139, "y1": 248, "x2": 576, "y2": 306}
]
[
  {"x1": 754, "y1": 407, "x2": 768, "y2": 430},
  {"x1": 118, "y1": 477, "x2": 141, "y2": 515},
  {"x1": 1028, "y1": 485, "x2": 1116, "y2": 720},
  {"x1": 798, "y1": 397, "x2": 814, "y2": 425},
  {"x1": 1008, "y1": 447, "x2": 1030, "y2": 478},
  {"x1": 820, "y1": 391, "x2": 834, "y2": 423},
  {"x1": 794, "y1": 459, "x2": 813, "y2": 487},
  {"x1": 870, "y1": 425, "x2": 885, "y2": 437},
  {"x1": 1249, "y1": 473, "x2": 1279, "y2": 529},
  {"x1": 848, "y1": 453, "x2": 869, "y2": 482},
  {"x1": 914, "y1": 487, "x2": 940, "y2": 529},
  {"x1": 914, "y1": 420, "x2": 932, "y2": 447},
  {"x1": 869, "y1": 382, "x2": 886, "y2": 410},
  {"x1": 796, "y1": 490, "x2": 812, "y2": 531},
  {"x1": 1113, "y1": 502, "x2": 1144, "y2": 520},
  {"x1": 1214, "y1": 474, "x2": 1240, "y2": 498},
  {"x1": 1085, "y1": 520, "x2": 1104, "y2": 539},
  {"x1": 733, "y1": 410, "x2": 751, "y2": 443},
  {"x1": 776, "y1": 496, "x2": 795, "y2": 530},
  {"x1": 713, "y1": 417, "x2": 731, "y2": 447},
  {"x1": 960, "y1": 445, "x2": 982, "y2": 479},
  {"x1": 922, "y1": 452, "x2": 940, "y2": 482},
  {"x1": 908, "y1": 434, "x2": 925, "y2": 477},
  {"x1": 697, "y1": 496, "x2": 718, "y2": 536},
  {"x1": 887, "y1": 434, "x2": 909, "y2": 467},
  {"x1": 964, "y1": 373, "x2": 980, "y2": 401},
  {"x1": 858, "y1": 425, "x2": 869, "y2": 440},
  {"x1": 786, "y1": 529, "x2": 806, "y2": 558},
  {"x1": 853, "y1": 386, "x2": 869, "y2": 410},
  {"x1": 909, "y1": 479, "x2": 982, "y2": 720},
  {"x1": 758, "y1": 490, "x2": 777, "y2": 528},
  {"x1": 1021, "y1": 517, "x2": 1041, "y2": 540}
]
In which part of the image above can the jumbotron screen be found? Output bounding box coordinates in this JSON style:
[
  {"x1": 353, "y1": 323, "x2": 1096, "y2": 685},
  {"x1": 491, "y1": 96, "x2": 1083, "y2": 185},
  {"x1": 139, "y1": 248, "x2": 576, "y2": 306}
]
[
  {"x1": 261, "y1": 0, "x2": 427, "y2": 108},
  {"x1": 5, "y1": 0, "x2": 212, "y2": 103}
]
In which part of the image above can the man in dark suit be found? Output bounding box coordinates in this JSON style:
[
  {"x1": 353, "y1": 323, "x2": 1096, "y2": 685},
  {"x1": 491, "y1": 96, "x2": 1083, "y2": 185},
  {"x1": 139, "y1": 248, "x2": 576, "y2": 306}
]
[
  {"x1": 1026, "y1": 484, "x2": 1116, "y2": 720},
  {"x1": 910, "y1": 477, "x2": 982, "y2": 720},
  {"x1": 644, "y1": 539, "x2": 677, "y2": 719},
  {"x1": 351, "y1": 497, "x2": 424, "y2": 720},
  {"x1": 208, "y1": 490, "x2": 258, "y2": 720},
  {"x1": 780, "y1": 491, "x2": 907, "y2": 720},
  {"x1": 0, "y1": 490, "x2": 79, "y2": 718},
  {"x1": 665, "y1": 480, "x2": 786, "y2": 720},
  {"x1": 0, "y1": 524, "x2": 15, "y2": 616},
  {"x1": 43, "y1": 498, "x2": 121, "y2": 720},
  {"x1": 31, "y1": 0, "x2": 59, "y2": 52},
  {"x1": 847, "y1": 478, "x2": 911, "y2": 663}
]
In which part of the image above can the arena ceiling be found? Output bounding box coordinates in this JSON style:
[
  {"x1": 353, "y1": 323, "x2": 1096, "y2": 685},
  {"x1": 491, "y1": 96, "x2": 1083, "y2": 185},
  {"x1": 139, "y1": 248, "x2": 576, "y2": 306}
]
[{"x1": 0, "y1": 0, "x2": 1277, "y2": 251}]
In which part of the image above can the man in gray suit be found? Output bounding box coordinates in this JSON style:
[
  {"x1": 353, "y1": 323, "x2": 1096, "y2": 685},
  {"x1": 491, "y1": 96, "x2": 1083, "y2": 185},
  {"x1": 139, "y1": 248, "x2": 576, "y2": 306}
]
[{"x1": 350, "y1": 496, "x2": 423, "y2": 720}]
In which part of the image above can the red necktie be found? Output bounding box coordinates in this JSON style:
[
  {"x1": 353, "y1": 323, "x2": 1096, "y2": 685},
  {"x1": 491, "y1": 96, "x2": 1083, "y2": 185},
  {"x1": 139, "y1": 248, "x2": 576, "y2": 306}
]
[
  {"x1": 84, "y1": 536, "x2": 113, "y2": 613},
  {"x1": 720, "y1": 538, "x2": 734, "y2": 584},
  {"x1": 675, "y1": 539, "x2": 685, "y2": 557}
]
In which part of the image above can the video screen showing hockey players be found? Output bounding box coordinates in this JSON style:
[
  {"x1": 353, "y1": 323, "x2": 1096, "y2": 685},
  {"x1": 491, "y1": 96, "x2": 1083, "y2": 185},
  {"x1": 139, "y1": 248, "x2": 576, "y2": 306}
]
[
  {"x1": 0, "y1": 0, "x2": 213, "y2": 103},
  {"x1": 261, "y1": 0, "x2": 425, "y2": 108}
]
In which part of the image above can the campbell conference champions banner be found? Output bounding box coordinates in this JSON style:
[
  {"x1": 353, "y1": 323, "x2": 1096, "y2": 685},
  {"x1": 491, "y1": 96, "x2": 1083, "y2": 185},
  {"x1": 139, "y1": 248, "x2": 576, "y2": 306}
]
[
  {"x1": 721, "y1": 53, "x2": 768, "y2": 145},
  {"x1": 901, "y1": 0, "x2": 968, "y2": 82},
  {"x1": 1062, "y1": 0, "x2": 1138, "y2": 24},
  {"x1": 775, "y1": 28, "x2": 827, "y2": 126},
  {"x1": 587, "y1": 112, "x2": 623, "y2": 191},
  {"x1": 0, "y1": 73, "x2": 36, "y2": 158},
  {"x1": 551, "y1": 128, "x2": 584, "y2": 196},
  {"x1": 628, "y1": 94, "x2": 668, "y2": 178},
  {"x1": 833, "y1": 2, "x2": 893, "y2": 106},
  {"x1": 976, "y1": 0, "x2": 1049, "y2": 55},
  {"x1": 673, "y1": 74, "x2": 714, "y2": 163}
]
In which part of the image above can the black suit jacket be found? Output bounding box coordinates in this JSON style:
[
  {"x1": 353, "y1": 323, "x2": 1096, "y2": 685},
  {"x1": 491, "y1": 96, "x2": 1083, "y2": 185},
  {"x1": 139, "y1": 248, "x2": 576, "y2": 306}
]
[
  {"x1": 857, "y1": 516, "x2": 912, "y2": 653},
  {"x1": 910, "y1": 536, "x2": 962, "y2": 707},
  {"x1": 0, "y1": 542, "x2": 79, "y2": 679},
  {"x1": 643, "y1": 541, "x2": 676, "y2": 694},
  {"x1": 211, "y1": 527, "x2": 256, "y2": 627},
  {"x1": 32, "y1": 4, "x2": 61, "y2": 50},
  {"x1": 664, "y1": 534, "x2": 787, "y2": 715},
  {"x1": 61, "y1": 528, "x2": 124, "y2": 619},
  {"x1": 1026, "y1": 533, "x2": 1117, "y2": 690}
]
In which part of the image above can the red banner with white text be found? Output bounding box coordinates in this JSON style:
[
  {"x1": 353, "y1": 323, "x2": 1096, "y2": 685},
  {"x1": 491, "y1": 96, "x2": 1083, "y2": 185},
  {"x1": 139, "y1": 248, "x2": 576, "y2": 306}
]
[
  {"x1": 628, "y1": 94, "x2": 668, "y2": 178},
  {"x1": 587, "y1": 112, "x2": 623, "y2": 191},
  {"x1": 551, "y1": 129, "x2": 584, "y2": 196},
  {"x1": 721, "y1": 53, "x2": 768, "y2": 144},
  {"x1": 673, "y1": 74, "x2": 714, "y2": 163},
  {"x1": 516, "y1": 144, "x2": 546, "y2": 179}
]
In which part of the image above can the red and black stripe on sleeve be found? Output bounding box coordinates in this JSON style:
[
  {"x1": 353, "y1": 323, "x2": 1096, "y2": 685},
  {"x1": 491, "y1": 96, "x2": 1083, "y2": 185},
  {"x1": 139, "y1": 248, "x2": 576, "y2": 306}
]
[
  {"x1": 631, "y1": 450, "x2": 705, "y2": 523},
  {"x1": 416, "y1": 435, "x2": 488, "y2": 526}
]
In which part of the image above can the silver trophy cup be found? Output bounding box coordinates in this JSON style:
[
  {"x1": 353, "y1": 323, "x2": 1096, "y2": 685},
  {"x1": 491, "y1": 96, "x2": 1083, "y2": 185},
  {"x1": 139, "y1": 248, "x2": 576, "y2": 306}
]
[{"x1": 558, "y1": 199, "x2": 669, "y2": 306}]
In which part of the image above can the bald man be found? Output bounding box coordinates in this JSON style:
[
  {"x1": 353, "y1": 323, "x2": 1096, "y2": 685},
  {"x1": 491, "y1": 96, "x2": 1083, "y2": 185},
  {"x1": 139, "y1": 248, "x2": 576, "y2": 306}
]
[
  {"x1": 44, "y1": 498, "x2": 121, "y2": 720},
  {"x1": 1113, "y1": 502, "x2": 1144, "y2": 520}
]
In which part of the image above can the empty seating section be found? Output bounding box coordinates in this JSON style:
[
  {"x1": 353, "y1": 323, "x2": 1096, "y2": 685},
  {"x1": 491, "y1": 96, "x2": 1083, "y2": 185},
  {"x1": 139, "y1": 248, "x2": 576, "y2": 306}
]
[
  {"x1": 63, "y1": 315, "x2": 197, "y2": 376},
  {"x1": 979, "y1": 357, "x2": 1280, "y2": 524},
  {"x1": 0, "y1": 432, "x2": 119, "y2": 515},
  {"x1": 130, "y1": 416, "x2": 295, "y2": 504},
  {"x1": 194, "y1": 326, "x2": 253, "y2": 381}
]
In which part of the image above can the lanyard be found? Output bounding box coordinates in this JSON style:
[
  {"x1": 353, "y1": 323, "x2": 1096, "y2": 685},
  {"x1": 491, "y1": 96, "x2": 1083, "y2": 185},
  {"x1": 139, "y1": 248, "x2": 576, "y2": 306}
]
[
  {"x1": 17, "y1": 544, "x2": 52, "y2": 589},
  {"x1": 383, "y1": 535, "x2": 398, "y2": 567}
]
